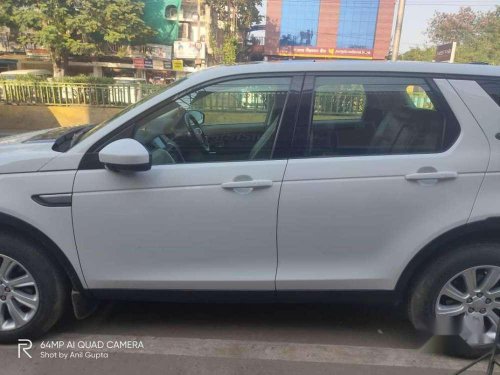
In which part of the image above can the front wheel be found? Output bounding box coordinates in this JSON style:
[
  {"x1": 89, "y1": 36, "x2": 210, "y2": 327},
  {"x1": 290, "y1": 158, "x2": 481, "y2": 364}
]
[
  {"x1": 409, "y1": 242, "x2": 500, "y2": 357},
  {"x1": 0, "y1": 233, "x2": 69, "y2": 343}
]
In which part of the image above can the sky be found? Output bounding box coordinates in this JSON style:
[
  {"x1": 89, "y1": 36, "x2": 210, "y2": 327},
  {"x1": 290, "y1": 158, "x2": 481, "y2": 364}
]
[
  {"x1": 258, "y1": 0, "x2": 499, "y2": 52},
  {"x1": 399, "y1": 0, "x2": 498, "y2": 51}
]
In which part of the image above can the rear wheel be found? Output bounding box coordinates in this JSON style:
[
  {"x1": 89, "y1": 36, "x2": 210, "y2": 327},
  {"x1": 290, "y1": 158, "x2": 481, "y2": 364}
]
[
  {"x1": 409, "y1": 242, "x2": 500, "y2": 357},
  {"x1": 0, "y1": 233, "x2": 69, "y2": 343}
]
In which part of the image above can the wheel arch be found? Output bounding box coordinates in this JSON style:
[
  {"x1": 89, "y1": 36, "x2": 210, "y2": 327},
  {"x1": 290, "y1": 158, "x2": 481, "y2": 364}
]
[
  {"x1": 396, "y1": 217, "x2": 500, "y2": 295},
  {"x1": 0, "y1": 211, "x2": 86, "y2": 293}
]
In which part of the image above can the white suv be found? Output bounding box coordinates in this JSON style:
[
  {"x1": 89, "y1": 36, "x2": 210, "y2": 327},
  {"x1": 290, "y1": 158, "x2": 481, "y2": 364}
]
[{"x1": 0, "y1": 61, "x2": 499, "y2": 353}]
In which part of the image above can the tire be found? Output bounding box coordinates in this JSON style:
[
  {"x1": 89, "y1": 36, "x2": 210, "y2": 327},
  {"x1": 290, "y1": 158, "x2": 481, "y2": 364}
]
[
  {"x1": 409, "y1": 242, "x2": 500, "y2": 358},
  {"x1": 0, "y1": 232, "x2": 69, "y2": 343}
]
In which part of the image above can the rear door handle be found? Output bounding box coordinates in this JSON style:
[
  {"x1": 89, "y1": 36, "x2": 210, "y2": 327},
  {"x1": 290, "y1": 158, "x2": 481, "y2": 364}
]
[
  {"x1": 221, "y1": 180, "x2": 273, "y2": 189},
  {"x1": 405, "y1": 171, "x2": 458, "y2": 181}
]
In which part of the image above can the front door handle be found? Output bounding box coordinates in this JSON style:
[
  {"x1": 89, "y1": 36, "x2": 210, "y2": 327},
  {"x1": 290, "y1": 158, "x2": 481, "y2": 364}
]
[
  {"x1": 221, "y1": 180, "x2": 273, "y2": 189},
  {"x1": 405, "y1": 171, "x2": 458, "y2": 181}
]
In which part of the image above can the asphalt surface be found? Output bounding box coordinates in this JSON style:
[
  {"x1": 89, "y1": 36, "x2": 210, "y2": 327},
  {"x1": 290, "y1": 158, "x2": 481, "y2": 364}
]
[{"x1": 0, "y1": 301, "x2": 496, "y2": 375}]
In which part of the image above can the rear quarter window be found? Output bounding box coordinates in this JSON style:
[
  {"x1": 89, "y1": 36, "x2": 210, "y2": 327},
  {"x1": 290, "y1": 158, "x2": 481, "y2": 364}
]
[{"x1": 477, "y1": 79, "x2": 500, "y2": 106}]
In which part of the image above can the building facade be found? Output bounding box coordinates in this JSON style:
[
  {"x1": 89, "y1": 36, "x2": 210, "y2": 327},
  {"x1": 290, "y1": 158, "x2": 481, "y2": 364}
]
[{"x1": 265, "y1": 0, "x2": 395, "y2": 60}]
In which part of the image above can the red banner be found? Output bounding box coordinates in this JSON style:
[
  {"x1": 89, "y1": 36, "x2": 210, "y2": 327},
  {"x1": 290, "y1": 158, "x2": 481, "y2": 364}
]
[{"x1": 133, "y1": 57, "x2": 145, "y2": 68}]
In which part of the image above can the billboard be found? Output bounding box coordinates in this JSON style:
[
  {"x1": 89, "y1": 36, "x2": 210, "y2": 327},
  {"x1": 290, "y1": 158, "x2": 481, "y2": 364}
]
[
  {"x1": 435, "y1": 42, "x2": 457, "y2": 63},
  {"x1": 132, "y1": 57, "x2": 153, "y2": 69},
  {"x1": 144, "y1": 44, "x2": 172, "y2": 60},
  {"x1": 173, "y1": 41, "x2": 206, "y2": 60},
  {"x1": 277, "y1": 47, "x2": 373, "y2": 59},
  {"x1": 131, "y1": 44, "x2": 172, "y2": 60}
]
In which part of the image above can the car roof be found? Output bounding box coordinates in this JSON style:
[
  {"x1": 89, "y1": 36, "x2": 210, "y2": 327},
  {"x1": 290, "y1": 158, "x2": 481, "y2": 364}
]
[{"x1": 193, "y1": 61, "x2": 500, "y2": 81}]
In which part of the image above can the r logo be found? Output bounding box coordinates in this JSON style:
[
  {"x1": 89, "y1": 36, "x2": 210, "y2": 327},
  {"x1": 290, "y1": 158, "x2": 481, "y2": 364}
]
[{"x1": 18, "y1": 339, "x2": 32, "y2": 359}]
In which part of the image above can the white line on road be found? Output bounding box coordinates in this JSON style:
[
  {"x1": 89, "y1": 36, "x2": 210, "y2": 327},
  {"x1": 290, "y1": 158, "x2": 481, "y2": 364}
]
[{"x1": 51, "y1": 333, "x2": 487, "y2": 371}]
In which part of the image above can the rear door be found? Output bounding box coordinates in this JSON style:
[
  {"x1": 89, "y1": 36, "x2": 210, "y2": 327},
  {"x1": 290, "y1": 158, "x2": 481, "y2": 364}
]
[{"x1": 276, "y1": 74, "x2": 490, "y2": 291}]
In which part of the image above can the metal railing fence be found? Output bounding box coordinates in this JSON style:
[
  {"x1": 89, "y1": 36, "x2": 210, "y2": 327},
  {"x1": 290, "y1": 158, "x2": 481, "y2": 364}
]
[
  {"x1": 0, "y1": 81, "x2": 162, "y2": 106},
  {"x1": 194, "y1": 91, "x2": 367, "y2": 116},
  {"x1": 0, "y1": 81, "x2": 434, "y2": 114}
]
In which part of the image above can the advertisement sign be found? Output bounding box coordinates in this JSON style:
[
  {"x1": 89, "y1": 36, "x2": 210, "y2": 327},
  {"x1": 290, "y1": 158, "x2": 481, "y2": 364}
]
[
  {"x1": 133, "y1": 57, "x2": 154, "y2": 69},
  {"x1": 277, "y1": 47, "x2": 373, "y2": 59},
  {"x1": 172, "y1": 59, "x2": 184, "y2": 71},
  {"x1": 132, "y1": 57, "x2": 145, "y2": 68},
  {"x1": 152, "y1": 59, "x2": 164, "y2": 70},
  {"x1": 145, "y1": 44, "x2": 172, "y2": 60},
  {"x1": 25, "y1": 48, "x2": 51, "y2": 60},
  {"x1": 144, "y1": 58, "x2": 153, "y2": 69},
  {"x1": 435, "y1": 42, "x2": 457, "y2": 63},
  {"x1": 163, "y1": 60, "x2": 172, "y2": 70},
  {"x1": 173, "y1": 41, "x2": 206, "y2": 59}
]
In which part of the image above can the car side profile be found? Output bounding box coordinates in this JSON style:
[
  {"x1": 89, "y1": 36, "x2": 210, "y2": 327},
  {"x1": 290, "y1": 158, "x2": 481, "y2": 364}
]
[{"x1": 0, "y1": 61, "x2": 499, "y2": 354}]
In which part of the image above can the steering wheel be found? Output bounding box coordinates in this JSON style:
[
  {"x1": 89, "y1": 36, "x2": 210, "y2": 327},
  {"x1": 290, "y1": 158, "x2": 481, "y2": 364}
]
[{"x1": 184, "y1": 112, "x2": 210, "y2": 152}]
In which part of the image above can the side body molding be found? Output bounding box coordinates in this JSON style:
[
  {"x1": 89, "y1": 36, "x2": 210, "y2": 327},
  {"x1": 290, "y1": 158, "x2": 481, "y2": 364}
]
[{"x1": 32, "y1": 193, "x2": 72, "y2": 207}]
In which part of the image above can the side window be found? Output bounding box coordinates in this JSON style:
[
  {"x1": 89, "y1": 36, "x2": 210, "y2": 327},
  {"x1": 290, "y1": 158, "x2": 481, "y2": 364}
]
[
  {"x1": 133, "y1": 77, "x2": 291, "y2": 165},
  {"x1": 477, "y1": 79, "x2": 500, "y2": 106},
  {"x1": 308, "y1": 77, "x2": 458, "y2": 157}
]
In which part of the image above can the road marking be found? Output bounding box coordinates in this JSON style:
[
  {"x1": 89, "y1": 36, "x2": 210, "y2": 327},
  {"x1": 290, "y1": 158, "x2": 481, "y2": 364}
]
[{"x1": 52, "y1": 333, "x2": 487, "y2": 371}]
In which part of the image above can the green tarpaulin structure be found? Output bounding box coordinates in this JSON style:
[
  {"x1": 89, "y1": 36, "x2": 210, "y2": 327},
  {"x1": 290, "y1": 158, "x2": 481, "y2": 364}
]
[{"x1": 143, "y1": 0, "x2": 181, "y2": 45}]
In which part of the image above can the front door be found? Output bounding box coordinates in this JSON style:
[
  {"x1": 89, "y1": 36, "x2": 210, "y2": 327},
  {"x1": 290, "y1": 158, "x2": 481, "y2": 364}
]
[
  {"x1": 72, "y1": 75, "x2": 299, "y2": 290},
  {"x1": 276, "y1": 75, "x2": 490, "y2": 290}
]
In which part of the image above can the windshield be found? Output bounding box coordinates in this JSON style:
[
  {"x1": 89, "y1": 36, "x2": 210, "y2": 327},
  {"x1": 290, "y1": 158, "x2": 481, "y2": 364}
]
[{"x1": 73, "y1": 77, "x2": 188, "y2": 146}]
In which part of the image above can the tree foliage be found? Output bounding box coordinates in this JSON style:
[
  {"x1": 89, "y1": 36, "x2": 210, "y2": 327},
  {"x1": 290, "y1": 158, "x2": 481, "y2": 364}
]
[
  {"x1": 402, "y1": 6, "x2": 499, "y2": 65},
  {"x1": 206, "y1": 0, "x2": 261, "y2": 35},
  {"x1": 0, "y1": 0, "x2": 14, "y2": 28},
  {"x1": 5, "y1": 0, "x2": 153, "y2": 76},
  {"x1": 427, "y1": 7, "x2": 480, "y2": 45},
  {"x1": 400, "y1": 46, "x2": 435, "y2": 62},
  {"x1": 206, "y1": 0, "x2": 262, "y2": 63}
]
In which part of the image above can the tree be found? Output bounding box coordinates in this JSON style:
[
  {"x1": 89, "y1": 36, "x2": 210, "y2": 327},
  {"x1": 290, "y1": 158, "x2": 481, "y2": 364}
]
[
  {"x1": 401, "y1": 6, "x2": 499, "y2": 65},
  {"x1": 0, "y1": 0, "x2": 14, "y2": 28},
  {"x1": 9, "y1": 0, "x2": 153, "y2": 77},
  {"x1": 400, "y1": 46, "x2": 435, "y2": 62},
  {"x1": 206, "y1": 0, "x2": 262, "y2": 64},
  {"x1": 427, "y1": 7, "x2": 480, "y2": 45}
]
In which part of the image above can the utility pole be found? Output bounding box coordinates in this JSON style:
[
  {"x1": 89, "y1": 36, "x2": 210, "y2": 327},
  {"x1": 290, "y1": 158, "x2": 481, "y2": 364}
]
[
  {"x1": 391, "y1": 0, "x2": 406, "y2": 61},
  {"x1": 197, "y1": 0, "x2": 201, "y2": 41}
]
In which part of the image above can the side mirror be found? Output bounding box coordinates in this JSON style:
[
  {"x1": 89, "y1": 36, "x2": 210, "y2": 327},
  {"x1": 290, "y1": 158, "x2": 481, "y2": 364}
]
[
  {"x1": 99, "y1": 139, "x2": 151, "y2": 172},
  {"x1": 187, "y1": 110, "x2": 205, "y2": 125}
]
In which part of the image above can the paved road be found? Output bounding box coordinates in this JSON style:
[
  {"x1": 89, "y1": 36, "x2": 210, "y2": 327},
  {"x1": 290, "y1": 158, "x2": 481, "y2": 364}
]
[
  {"x1": 0, "y1": 301, "x2": 495, "y2": 374},
  {"x1": 0, "y1": 129, "x2": 26, "y2": 137}
]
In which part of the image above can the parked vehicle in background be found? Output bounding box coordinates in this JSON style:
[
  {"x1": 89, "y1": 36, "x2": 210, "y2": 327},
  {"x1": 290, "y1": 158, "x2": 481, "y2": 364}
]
[
  {"x1": 0, "y1": 61, "x2": 499, "y2": 357},
  {"x1": 110, "y1": 77, "x2": 148, "y2": 104},
  {"x1": 112, "y1": 77, "x2": 147, "y2": 85},
  {"x1": 0, "y1": 69, "x2": 51, "y2": 80},
  {"x1": 0, "y1": 70, "x2": 52, "y2": 101}
]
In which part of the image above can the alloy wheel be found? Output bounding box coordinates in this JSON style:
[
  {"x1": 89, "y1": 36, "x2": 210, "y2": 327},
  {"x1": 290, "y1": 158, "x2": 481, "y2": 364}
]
[
  {"x1": 436, "y1": 265, "x2": 500, "y2": 347},
  {"x1": 0, "y1": 254, "x2": 39, "y2": 331}
]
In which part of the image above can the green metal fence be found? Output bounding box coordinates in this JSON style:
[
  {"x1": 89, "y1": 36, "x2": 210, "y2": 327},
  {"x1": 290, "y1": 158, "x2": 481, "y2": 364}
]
[
  {"x1": 0, "y1": 81, "x2": 434, "y2": 115},
  {"x1": 314, "y1": 92, "x2": 365, "y2": 116},
  {"x1": 193, "y1": 91, "x2": 366, "y2": 116},
  {"x1": 0, "y1": 81, "x2": 162, "y2": 107}
]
